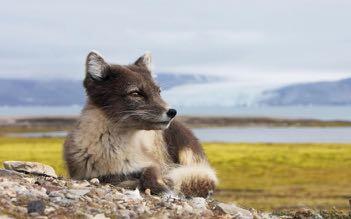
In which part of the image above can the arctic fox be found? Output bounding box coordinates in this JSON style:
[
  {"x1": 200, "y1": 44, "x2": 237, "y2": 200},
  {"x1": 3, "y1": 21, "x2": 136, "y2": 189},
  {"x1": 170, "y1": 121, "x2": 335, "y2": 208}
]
[{"x1": 64, "y1": 51, "x2": 217, "y2": 197}]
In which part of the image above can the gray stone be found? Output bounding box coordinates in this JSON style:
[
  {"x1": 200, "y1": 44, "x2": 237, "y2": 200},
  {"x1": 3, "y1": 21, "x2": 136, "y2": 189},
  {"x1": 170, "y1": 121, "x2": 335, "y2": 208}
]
[
  {"x1": 189, "y1": 197, "x2": 207, "y2": 210},
  {"x1": 66, "y1": 189, "x2": 90, "y2": 199},
  {"x1": 161, "y1": 190, "x2": 180, "y2": 203},
  {"x1": 27, "y1": 200, "x2": 45, "y2": 214},
  {"x1": 72, "y1": 180, "x2": 90, "y2": 188},
  {"x1": 3, "y1": 161, "x2": 57, "y2": 178},
  {"x1": 90, "y1": 178, "x2": 100, "y2": 186},
  {"x1": 182, "y1": 202, "x2": 194, "y2": 213},
  {"x1": 144, "y1": 188, "x2": 151, "y2": 196},
  {"x1": 44, "y1": 207, "x2": 56, "y2": 215},
  {"x1": 0, "y1": 162, "x2": 301, "y2": 218},
  {"x1": 117, "y1": 210, "x2": 131, "y2": 219},
  {"x1": 93, "y1": 214, "x2": 109, "y2": 219},
  {"x1": 124, "y1": 189, "x2": 142, "y2": 201},
  {"x1": 75, "y1": 212, "x2": 94, "y2": 219},
  {"x1": 0, "y1": 169, "x2": 25, "y2": 179},
  {"x1": 216, "y1": 203, "x2": 253, "y2": 219},
  {"x1": 48, "y1": 191, "x2": 64, "y2": 198}
]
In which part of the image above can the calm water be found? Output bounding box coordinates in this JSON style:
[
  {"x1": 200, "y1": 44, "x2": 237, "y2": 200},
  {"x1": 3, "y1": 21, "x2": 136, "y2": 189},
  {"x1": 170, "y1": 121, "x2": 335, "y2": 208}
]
[
  {"x1": 178, "y1": 106, "x2": 351, "y2": 121},
  {"x1": 3, "y1": 105, "x2": 351, "y2": 143},
  {"x1": 0, "y1": 105, "x2": 83, "y2": 116},
  {"x1": 0, "y1": 105, "x2": 351, "y2": 120},
  {"x1": 10, "y1": 127, "x2": 351, "y2": 143},
  {"x1": 193, "y1": 127, "x2": 351, "y2": 143}
]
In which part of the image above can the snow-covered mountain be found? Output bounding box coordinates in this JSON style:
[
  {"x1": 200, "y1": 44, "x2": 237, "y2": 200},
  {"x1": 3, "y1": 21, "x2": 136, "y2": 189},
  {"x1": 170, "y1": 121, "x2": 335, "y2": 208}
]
[
  {"x1": 0, "y1": 73, "x2": 214, "y2": 106},
  {"x1": 0, "y1": 74, "x2": 350, "y2": 107},
  {"x1": 261, "y1": 77, "x2": 351, "y2": 106}
]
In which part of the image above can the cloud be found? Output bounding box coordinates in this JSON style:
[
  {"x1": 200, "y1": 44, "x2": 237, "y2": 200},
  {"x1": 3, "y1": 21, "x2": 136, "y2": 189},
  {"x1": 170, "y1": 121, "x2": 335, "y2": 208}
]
[{"x1": 0, "y1": 0, "x2": 351, "y2": 85}]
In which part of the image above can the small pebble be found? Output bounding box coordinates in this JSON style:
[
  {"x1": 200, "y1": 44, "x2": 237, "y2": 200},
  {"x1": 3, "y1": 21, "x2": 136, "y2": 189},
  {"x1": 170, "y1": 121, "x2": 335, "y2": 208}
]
[
  {"x1": 90, "y1": 178, "x2": 100, "y2": 186},
  {"x1": 72, "y1": 180, "x2": 90, "y2": 188},
  {"x1": 93, "y1": 213, "x2": 109, "y2": 219},
  {"x1": 190, "y1": 197, "x2": 207, "y2": 210},
  {"x1": 27, "y1": 200, "x2": 45, "y2": 214},
  {"x1": 144, "y1": 188, "x2": 151, "y2": 196}
]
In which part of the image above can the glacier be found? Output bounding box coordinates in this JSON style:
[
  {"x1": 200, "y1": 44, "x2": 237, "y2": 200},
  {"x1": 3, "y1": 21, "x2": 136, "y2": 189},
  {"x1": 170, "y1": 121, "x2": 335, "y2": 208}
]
[{"x1": 162, "y1": 81, "x2": 279, "y2": 107}]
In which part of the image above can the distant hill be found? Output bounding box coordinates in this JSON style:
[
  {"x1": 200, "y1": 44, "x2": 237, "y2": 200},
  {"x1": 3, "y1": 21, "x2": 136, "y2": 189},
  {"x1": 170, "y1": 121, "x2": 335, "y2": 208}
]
[
  {"x1": 0, "y1": 73, "x2": 214, "y2": 106},
  {"x1": 2, "y1": 74, "x2": 350, "y2": 107},
  {"x1": 262, "y1": 77, "x2": 351, "y2": 106},
  {"x1": 156, "y1": 73, "x2": 213, "y2": 90}
]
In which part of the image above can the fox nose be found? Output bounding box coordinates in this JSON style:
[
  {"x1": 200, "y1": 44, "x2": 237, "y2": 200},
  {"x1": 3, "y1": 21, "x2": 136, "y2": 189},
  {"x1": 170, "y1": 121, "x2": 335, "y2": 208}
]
[{"x1": 166, "y1": 109, "x2": 177, "y2": 119}]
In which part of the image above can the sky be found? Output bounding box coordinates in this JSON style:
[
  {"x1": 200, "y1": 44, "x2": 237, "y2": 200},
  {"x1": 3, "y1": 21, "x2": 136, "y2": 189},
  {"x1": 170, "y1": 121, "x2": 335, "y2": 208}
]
[{"x1": 1, "y1": 0, "x2": 351, "y2": 87}]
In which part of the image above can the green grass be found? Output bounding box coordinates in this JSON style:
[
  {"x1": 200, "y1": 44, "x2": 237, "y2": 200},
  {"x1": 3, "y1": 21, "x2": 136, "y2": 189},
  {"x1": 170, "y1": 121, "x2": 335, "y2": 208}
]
[{"x1": 0, "y1": 137, "x2": 350, "y2": 211}]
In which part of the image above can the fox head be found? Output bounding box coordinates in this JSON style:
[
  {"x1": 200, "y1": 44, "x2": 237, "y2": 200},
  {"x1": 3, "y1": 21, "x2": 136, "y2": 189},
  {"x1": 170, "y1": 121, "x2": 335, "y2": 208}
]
[{"x1": 83, "y1": 51, "x2": 177, "y2": 130}]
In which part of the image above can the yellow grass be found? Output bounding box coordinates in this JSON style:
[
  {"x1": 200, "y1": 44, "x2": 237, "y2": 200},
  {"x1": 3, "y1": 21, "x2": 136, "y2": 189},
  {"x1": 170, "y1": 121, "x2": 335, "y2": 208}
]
[
  {"x1": 0, "y1": 137, "x2": 350, "y2": 211},
  {"x1": 205, "y1": 142, "x2": 351, "y2": 211},
  {"x1": 0, "y1": 137, "x2": 66, "y2": 176}
]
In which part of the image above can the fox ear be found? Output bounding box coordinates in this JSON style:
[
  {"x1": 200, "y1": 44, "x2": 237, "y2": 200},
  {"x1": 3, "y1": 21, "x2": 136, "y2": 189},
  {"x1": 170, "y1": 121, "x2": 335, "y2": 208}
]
[
  {"x1": 134, "y1": 52, "x2": 153, "y2": 72},
  {"x1": 86, "y1": 50, "x2": 109, "y2": 80}
]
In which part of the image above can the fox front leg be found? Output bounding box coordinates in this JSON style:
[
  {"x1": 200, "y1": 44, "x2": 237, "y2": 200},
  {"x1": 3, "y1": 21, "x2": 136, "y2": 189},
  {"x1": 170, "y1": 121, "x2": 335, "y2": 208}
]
[{"x1": 139, "y1": 166, "x2": 173, "y2": 195}]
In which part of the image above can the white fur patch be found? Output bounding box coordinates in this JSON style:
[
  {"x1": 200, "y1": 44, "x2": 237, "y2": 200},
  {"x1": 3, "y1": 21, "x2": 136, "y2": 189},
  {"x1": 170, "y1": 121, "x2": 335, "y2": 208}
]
[
  {"x1": 86, "y1": 50, "x2": 108, "y2": 79},
  {"x1": 68, "y1": 105, "x2": 171, "y2": 179},
  {"x1": 142, "y1": 52, "x2": 152, "y2": 71},
  {"x1": 179, "y1": 148, "x2": 198, "y2": 165},
  {"x1": 166, "y1": 164, "x2": 218, "y2": 191},
  {"x1": 137, "y1": 52, "x2": 155, "y2": 78}
]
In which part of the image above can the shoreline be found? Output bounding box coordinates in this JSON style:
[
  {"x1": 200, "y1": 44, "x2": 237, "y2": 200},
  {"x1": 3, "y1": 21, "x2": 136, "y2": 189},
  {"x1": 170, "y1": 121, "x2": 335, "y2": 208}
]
[{"x1": 0, "y1": 115, "x2": 351, "y2": 134}]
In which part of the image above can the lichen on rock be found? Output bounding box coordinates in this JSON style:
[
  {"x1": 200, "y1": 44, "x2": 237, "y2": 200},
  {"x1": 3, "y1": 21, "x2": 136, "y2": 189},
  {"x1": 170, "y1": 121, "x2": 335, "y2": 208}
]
[{"x1": 3, "y1": 161, "x2": 57, "y2": 178}]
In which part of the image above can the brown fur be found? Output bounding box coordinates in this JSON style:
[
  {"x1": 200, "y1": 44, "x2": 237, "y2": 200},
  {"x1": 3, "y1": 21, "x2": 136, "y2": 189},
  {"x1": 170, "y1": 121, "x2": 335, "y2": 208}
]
[{"x1": 64, "y1": 51, "x2": 217, "y2": 197}]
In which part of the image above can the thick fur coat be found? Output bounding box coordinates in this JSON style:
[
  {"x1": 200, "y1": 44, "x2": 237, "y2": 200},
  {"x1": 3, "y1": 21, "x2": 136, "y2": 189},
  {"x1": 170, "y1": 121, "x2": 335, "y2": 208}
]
[{"x1": 64, "y1": 51, "x2": 217, "y2": 197}]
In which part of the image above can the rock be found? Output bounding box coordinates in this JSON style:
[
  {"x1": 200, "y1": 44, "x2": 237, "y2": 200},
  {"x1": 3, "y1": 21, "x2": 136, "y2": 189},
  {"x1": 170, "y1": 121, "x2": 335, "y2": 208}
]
[
  {"x1": 117, "y1": 209, "x2": 132, "y2": 219},
  {"x1": 90, "y1": 178, "x2": 100, "y2": 186},
  {"x1": 124, "y1": 189, "x2": 142, "y2": 201},
  {"x1": 216, "y1": 202, "x2": 253, "y2": 219},
  {"x1": 294, "y1": 208, "x2": 317, "y2": 219},
  {"x1": 182, "y1": 202, "x2": 194, "y2": 213},
  {"x1": 90, "y1": 188, "x2": 106, "y2": 197},
  {"x1": 93, "y1": 213, "x2": 109, "y2": 219},
  {"x1": 65, "y1": 189, "x2": 90, "y2": 199},
  {"x1": 189, "y1": 197, "x2": 207, "y2": 210},
  {"x1": 71, "y1": 180, "x2": 90, "y2": 188},
  {"x1": 1, "y1": 165, "x2": 321, "y2": 219},
  {"x1": 133, "y1": 204, "x2": 147, "y2": 214},
  {"x1": 44, "y1": 206, "x2": 56, "y2": 215},
  {"x1": 144, "y1": 188, "x2": 151, "y2": 196},
  {"x1": 48, "y1": 191, "x2": 64, "y2": 198},
  {"x1": 161, "y1": 190, "x2": 180, "y2": 203},
  {"x1": 0, "y1": 169, "x2": 25, "y2": 179},
  {"x1": 3, "y1": 161, "x2": 57, "y2": 178},
  {"x1": 27, "y1": 200, "x2": 45, "y2": 214},
  {"x1": 75, "y1": 212, "x2": 94, "y2": 219}
]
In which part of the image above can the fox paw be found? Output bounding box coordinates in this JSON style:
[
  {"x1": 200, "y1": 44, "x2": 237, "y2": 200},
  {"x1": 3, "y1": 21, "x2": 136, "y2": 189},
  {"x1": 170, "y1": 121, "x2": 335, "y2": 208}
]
[
  {"x1": 140, "y1": 167, "x2": 173, "y2": 195},
  {"x1": 140, "y1": 179, "x2": 171, "y2": 195}
]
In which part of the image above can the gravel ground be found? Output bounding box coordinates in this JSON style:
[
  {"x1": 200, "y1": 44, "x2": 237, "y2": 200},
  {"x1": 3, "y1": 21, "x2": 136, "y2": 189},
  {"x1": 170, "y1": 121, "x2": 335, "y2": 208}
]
[{"x1": 0, "y1": 161, "x2": 349, "y2": 219}]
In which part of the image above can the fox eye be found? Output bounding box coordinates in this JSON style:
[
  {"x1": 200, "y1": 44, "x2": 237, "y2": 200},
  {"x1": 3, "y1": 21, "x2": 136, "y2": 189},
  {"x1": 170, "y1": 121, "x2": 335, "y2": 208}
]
[{"x1": 129, "y1": 91, "x2": 143, "y2": 97}]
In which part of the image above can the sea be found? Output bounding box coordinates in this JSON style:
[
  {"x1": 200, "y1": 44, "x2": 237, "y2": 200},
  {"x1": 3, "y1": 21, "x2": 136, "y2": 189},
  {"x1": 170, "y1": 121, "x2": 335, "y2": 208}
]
[
  {"x1": 0, "y1": 105, "x2": 351, "y2": 120},
  {"x1": 2, "y1": 105, "x2": 351, "y2": 143}
]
